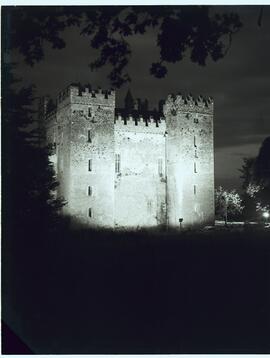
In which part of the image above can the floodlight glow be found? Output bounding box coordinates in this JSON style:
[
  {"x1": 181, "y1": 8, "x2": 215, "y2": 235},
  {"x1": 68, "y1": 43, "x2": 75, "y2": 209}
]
[
  {"x1": 262, "y1": 212, "x2": 270, "y2": 219},
  {"x1": 44, "y1": 85, "x2": 215, "y2": 229}
]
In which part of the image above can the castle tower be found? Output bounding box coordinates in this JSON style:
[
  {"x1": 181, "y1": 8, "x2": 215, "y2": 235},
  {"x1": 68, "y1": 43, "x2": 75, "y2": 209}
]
[
  {"x1": 164, "y1": 94, "x2": 215, "y2": 229},
  {"x1": 43, "y1": 84, "x2": 214, "y2": 231},
  {"x1": 45, "y1": 85, "x2": 116, "y2": 227}
]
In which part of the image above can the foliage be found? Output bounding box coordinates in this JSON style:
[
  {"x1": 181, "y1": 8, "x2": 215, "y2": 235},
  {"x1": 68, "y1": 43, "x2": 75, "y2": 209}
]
[
  {"x1": 239, "y1": 137, "x2": 270, "y2": 220},
  {"x1": 215, "y1": 186, "x2": 243, "y2": 221},
  {"x1": 253, "y1": 137, "x2": 270, "y2": 213},
  {"x1": 2, "y1": 63, "x2": 64, "y2": 238},
  {"x1": 3, "y1": 6, "x2": 242, "y2": 87},
  {"x1": 239, "y1": 157, "x2": 256, "y2": 191}
]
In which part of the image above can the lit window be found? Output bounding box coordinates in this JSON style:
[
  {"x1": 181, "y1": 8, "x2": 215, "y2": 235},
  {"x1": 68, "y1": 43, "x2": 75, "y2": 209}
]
[
  {"x1": 88, "y1": 159, "x2": 92, "y2": 172},
  {"x1": 115, "y1": 154, "x2": 120, "y2": 173},
  {"x1": 88, "y1": 107, "x2": 92, "y2": 117},
  {"x1": 194, "y1": 162, "x2": 197, "y2": 173},
  {"x1": 158, "y1": 158, "x2": 163, "y2": 176},
  {"x1": 88, "y1": 130, "x2": 91, "y2": 143},
  {"x1": 88, "y1": 186, "x2": 92, "y2": 196},
  {"x1": 88, "y1": 208, "x2": 92, "y2": 217}
]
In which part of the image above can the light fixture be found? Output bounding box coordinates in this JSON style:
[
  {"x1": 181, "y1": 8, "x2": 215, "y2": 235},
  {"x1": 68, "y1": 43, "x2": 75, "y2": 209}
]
[{"x1": 262, "y1": 212, "x2": 270, "y2": 219}]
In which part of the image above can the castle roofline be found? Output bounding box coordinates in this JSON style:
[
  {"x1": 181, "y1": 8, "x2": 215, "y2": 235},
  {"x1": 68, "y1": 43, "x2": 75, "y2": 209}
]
[
  {"x1": 166, "y1": 93, "x2": 213, "y2": 106},
  {"x1": 115, "y1": 108, "x2": 162, "y2": 118},
  {"x1": 164, "y1": 93, "x2": 214, "y2": 115}
]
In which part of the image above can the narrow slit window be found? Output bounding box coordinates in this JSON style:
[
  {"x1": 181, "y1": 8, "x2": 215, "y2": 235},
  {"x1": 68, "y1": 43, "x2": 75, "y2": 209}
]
[
  {"x1": 88, "y1": 107, "x2": 92, "y2": 117},
  {"x1": 194, "y1": 162, "x2": 197, "y2": 173},
  {"x1": 88, "y1": 130, "x2": 91, "y2": 143},
  {"x1": 88, "y1": 186, "x2": 92, "y2": 196},
  {"x1": 195, "y1": 149, "x2": 198, "y2": 158},
  {"x1": 88, "y1": 208, "x2": 92, "y2": 217},
  {"x1": 115, "y1": 154, "x2": 120, "y2": 173},
  {"x1": 158, "y1": 158, "x2": 163, "y2": 176},
  {"x1": 194, "y1": 136, "x2": 197, "y2": 147},
  {"x1": 194, "y1": 185, "x2": 197, "y2": 195},
  {"x1": 88, "y1": 159, "x2": 92, "y2": 172}
]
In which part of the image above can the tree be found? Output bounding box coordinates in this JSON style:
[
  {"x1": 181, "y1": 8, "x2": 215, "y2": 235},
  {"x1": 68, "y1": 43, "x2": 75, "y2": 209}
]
[
  {"x1": 2, "y1": 63, "x2": 64, "y2": 242},
  {"x1": 215, "y1": 186, "x2": 243, "y2": 225},
  {"x1": 239, "y1": 157, "x2": 258, "y2": 220},
  {"x1": 3, "y1": 6, "x2": 242, "y2": 87},
  {"x1": 239, "y1": 136, "x2": 270, "y2": 220},
  {"x1": 253, "y1": 137, "x2": 270, "y2": 215},
  {"x1": 239, "y1": 157, "x2": 256, "y2": 192}
]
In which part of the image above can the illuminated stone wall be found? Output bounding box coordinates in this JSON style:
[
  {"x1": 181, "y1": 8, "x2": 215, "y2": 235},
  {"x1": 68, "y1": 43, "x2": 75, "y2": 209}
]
[
  {"x1": 44, "y1": 99, "x2": 72, "y2": 215},
  {"x1": 67, "y1": 86, "x2": 115, "y2": 227},
  {"x1": 43, "y1": 85, "x2": 214, "y2": 230},
  {"x1": 114, "y1": 116, "x2": 166, "y2": 229},
  {"x1": 44, "y1": 110, "x2": 57, "y2": 174},
  {"x1": 164, "y1": 95, "x2": 214, "y2": 228}
]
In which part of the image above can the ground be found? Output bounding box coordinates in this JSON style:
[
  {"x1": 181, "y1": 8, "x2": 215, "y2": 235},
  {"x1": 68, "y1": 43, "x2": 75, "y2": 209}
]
[{"x1": 2, "y1": 225, "x2": 270, "y2": 353}]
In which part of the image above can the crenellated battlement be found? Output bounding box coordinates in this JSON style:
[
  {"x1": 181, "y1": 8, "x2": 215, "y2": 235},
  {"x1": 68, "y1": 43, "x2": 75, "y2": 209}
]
[
  {"x1": 114, "y1": 113, "x2": 166, "y2": 130},
  {"x1": 42, "y1": 84, "x2": 215, "y2": 230},
  {"x1": 164, "y1": 93, "x2": 214, "y2": 115},
  {"x1": 56, "y1": 84, "x2": 115, "y2": 106}
]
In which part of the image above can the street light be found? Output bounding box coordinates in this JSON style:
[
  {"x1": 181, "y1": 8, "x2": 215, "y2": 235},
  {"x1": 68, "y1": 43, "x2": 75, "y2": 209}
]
[
  {"x1": 262, "y1": 211, "x2": 269, "y2": 219},
  {"x1": 262, "y1": 211, "x2": 269, "y2": 227}
]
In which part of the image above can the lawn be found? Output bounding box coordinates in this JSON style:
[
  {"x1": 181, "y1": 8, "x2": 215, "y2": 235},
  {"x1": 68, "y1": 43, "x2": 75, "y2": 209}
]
[{"x1": 2, "y1": 227, "x2": 270, "y2": 353}]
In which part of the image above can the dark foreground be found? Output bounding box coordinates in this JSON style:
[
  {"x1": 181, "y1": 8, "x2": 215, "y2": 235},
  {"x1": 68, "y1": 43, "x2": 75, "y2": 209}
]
[{"x1": 2, "y1": 227, "x2": 270, "y2": 353}]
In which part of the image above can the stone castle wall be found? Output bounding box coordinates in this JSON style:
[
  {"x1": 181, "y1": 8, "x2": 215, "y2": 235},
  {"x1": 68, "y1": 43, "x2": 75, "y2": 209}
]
[
  {"x1": 43, "y1": 85, "x2": 214, "y2": 230},
  {"x1": 114, "y1": 117, "x2": 166, "y2": 229},
  {"x1": 164, "y1": 94, "x2": 214, "y2": 228},
  {"x1": 67, "y1": 85, "x2": 115, "y2": 227}
]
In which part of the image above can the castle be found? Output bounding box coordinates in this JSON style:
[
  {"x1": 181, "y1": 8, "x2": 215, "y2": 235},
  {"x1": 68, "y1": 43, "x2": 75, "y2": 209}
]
[{"x1": 40, "y1": 84, "x2": 215, "y2": 230}]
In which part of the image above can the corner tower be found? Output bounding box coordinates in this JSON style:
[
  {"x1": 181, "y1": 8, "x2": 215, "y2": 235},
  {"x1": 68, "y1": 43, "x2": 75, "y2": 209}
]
[
  {"x1": 68, "y1": 85, "x2": 115, "y2": 227},
  {"x1": 164, "y1": 94, "x2": 215, "y2": 229},
  {"x1": 47, "y1": 85, "x2": 116, "y2": 227}
]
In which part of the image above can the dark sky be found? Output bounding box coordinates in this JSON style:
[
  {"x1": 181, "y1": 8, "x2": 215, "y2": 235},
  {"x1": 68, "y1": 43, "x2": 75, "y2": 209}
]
[{"x1": 11, "y1": 5, "x2": 270, "y2": 190}]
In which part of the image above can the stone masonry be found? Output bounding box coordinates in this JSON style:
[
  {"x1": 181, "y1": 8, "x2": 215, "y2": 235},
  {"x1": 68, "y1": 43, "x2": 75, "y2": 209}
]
[{"x1": 40, "y1": 84, "x2": 215, "y2": 230}]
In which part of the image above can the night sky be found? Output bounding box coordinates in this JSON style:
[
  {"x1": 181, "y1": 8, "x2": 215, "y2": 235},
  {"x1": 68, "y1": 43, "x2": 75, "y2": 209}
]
[{"x1": 11, "y1": 5, "x2": 270, "y2": 190}]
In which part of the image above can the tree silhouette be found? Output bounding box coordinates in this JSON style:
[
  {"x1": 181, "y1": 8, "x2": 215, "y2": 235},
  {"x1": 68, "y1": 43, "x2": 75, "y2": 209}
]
[
  {"x1": 239, "y1": 137, "x2": 270, "y2": 220},
  {"x1": 3, "y1": 6, "x2": 242, "y2": 87},
  {"x1": 2, "y1": 63, "x2": 64, "y2": 241},
  {"x1": 253, "y1": 137, "x2": 270, "y2": 213}
]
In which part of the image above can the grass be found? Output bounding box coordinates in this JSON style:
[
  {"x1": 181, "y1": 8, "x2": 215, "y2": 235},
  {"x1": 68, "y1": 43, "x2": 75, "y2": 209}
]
[{"x1": 2, "y1": 226, "x2": 270, "y2": 353}]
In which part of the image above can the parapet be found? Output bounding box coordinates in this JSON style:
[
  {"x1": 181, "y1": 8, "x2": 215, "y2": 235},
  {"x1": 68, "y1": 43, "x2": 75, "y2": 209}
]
[
  {"x1": 114, "y1": 112, "x2": 166, "y2": 132},
  {"x1": 56, "y1": 84, "x2": 115, "y2": 107},
  {"x1": 163, "y1": 93, "x2": 214, "y2": 115}
]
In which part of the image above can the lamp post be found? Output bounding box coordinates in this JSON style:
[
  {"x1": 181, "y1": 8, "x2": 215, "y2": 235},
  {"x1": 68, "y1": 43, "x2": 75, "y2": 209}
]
[
  {"x1": 179, "y1": 218, "x2": 183, "y2": 231},
  {"x1": 262, "y1": 211, "x2": 269, "y2": 225}
]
